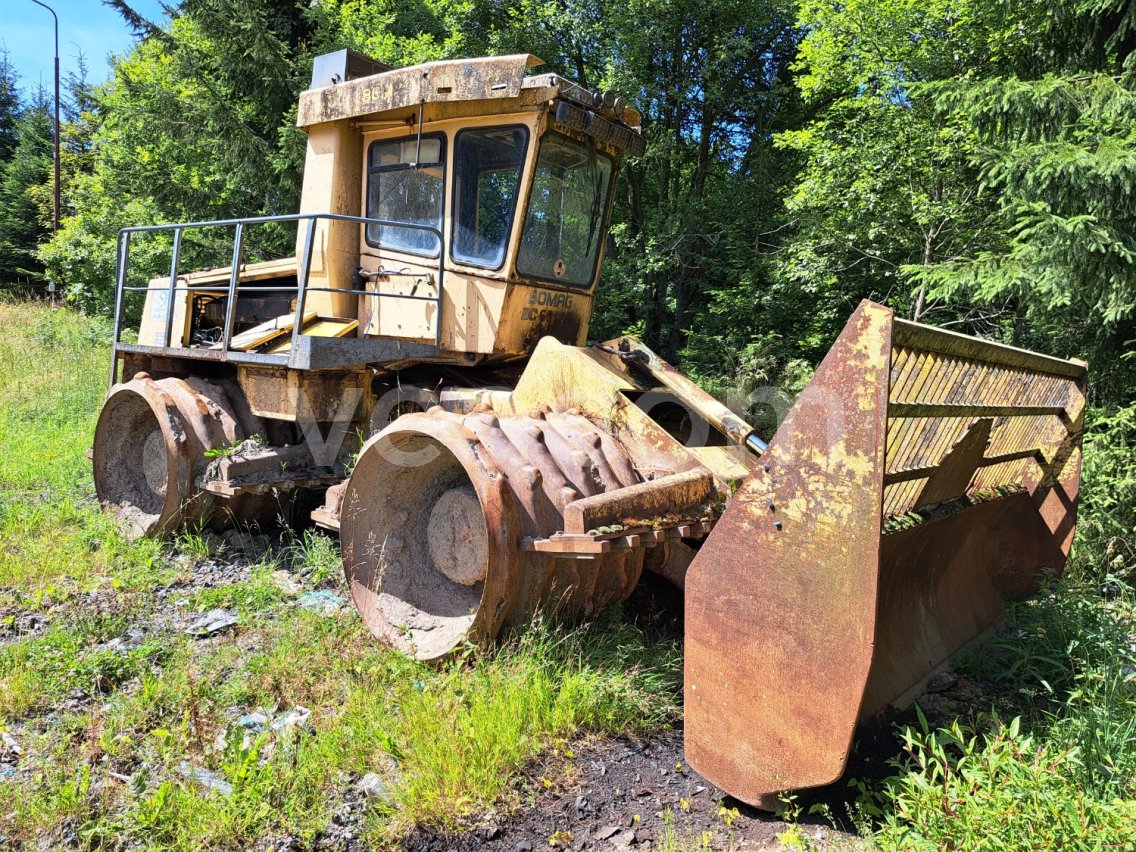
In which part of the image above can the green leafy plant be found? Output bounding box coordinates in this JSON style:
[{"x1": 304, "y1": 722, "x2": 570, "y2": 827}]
[
  {"x1": 879, "y1": 714, "x2": 1136, "y2": 849},
  {"x1": 203, "y1": 433, "x2": 265, "y2": 461},
  {"x1": 283, "y1": 528, "x2": 341, "y2": 586}
]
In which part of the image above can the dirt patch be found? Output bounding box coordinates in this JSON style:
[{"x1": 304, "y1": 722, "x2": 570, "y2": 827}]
[
  {"x1": 402, "y1": 726, "x2": 863, "y2": 851},
  {"x1": 398, "y1": 575, "x2": 1004, "y2": 852}
]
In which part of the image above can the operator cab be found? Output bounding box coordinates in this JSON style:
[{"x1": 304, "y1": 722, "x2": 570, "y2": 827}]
[{"x1": 131, "y1": 50, "x2": 644, "y2": 369}]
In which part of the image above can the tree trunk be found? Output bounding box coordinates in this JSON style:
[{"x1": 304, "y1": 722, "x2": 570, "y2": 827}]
[{"x1": 668, "y1": 88, "x2": 715, "y2": 359}]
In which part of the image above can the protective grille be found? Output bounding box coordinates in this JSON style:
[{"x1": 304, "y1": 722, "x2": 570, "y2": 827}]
[{"x1": 883, "y1": 321, "x2": 1085, "y2": 519}]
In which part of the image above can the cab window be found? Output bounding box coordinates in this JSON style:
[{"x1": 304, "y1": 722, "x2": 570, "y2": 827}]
[
  {"x1": 516, "y1": 132, "x2": 613, "y2": 288},
  {"x1": 451, "y1": 126, "x2": 528, "y2": 269},
  {"x1": 365, "y1": 134, "x2": 445, "y2": 257}
]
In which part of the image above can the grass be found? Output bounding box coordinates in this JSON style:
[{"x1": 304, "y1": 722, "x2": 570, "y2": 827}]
[
  {"x1": 2, "y1": 298, "x2": 1135, "y2": 848},
  {"x1": 190, "y1": 565, "x2": 290, "y2": 615},
  {"x1": 282, "y1": 527, "x2": 342, "y2": 585},
  {"x1": 879, "y1": 714, "x2": 1136, "y2": 849},
  {"x1": 656, "y1": 808, "x2": 714, "y2": 851},
  {"x1": 0, "y1": 302, "x2": 166, "y2": 602},
  {"x1": 2, "y1": 607, "x2": 680, "y2": 848}
]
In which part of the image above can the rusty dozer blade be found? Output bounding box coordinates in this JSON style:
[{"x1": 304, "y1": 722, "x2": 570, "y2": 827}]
[{"x1": 684, "y1": 300, "x2": 1086, "y2": 808}]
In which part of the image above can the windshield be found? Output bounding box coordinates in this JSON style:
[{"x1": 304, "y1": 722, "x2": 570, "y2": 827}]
[
  {"x1": 452, "y1": 126, "x2": 528, "y2": 269},
  {"x1": 365, "y1": 134, "x2": 445, "y2": 256},
  {"x1": 516, "y1": 132, "x2": 613, "y2": 288}
]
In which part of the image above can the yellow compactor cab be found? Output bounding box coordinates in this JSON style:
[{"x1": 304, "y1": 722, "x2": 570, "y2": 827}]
[
  {"x1": 94, "y1": 49, "x2": 1088, "y2": 809},
  {"x1": 133, "y1": 51, "x2": 644, "y2": 363}
]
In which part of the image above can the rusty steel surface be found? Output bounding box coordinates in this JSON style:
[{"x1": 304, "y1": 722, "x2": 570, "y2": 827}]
[
  {"x1": 606, "y1": 337, "x2": 759, "y2": 449},
  {"x1": 863, "y1": 492, "x2": 1068, "y2": 717},
  {"x1": 340, "y1": 405, "x2": 678, "y2": 660},
  {"x1": 331, "y1": 329, "x2": 760, "y2": 661},
  {"x1": 684, "y1": 301, "x2": 893, "y2": 808},
  {"x1": 334, "y1": 329, "x2": 745, "y2": 660},
  {"x1": 340, "y1": 412, "x2": 519, "y2": 660},
  {"x1": 882, "y1": 323, "x2": 1086, "y2": 521},
  {"x1": 296, "y1": 54, "x2": 644, "y2": 152},
  {"x1": 297, "y1": 54, "x2": 542, "y2": 127},
  {"x1": 561, "y1": 469, "x2": 714, "y2": 534},
  {"x1": 93, "y1": 374, "x2": 274, "y2": 536},
  {"x1": 508, "y1": 336, "x2": 750, "y2": 487},
  {"x1": 236, "y1": 365, "x2": 371, "y2": 423},
  {"x1": 683, "y1": 299, "x2": 1087, "y2": 808}
]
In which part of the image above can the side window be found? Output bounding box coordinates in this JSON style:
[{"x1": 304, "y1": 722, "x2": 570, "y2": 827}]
[
  {"x1": 365, "y1": 135, "x2": 445, "y2": 257},
  {"x1": 451, "y1": 126, "x2": 528, "y2": 269},
  {"x1": 516, "y1": 132, "x2": 613, "y2": 288}
]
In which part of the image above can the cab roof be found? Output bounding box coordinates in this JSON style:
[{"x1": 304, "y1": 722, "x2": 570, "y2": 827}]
[{"x1": 297, "y1": 53, "x2": 644, "y2": 155}]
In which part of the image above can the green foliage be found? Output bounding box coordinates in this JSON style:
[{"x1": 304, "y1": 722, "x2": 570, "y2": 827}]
[
  {"x1": 39, "y1": 171, "x2": 165, "y2": 313},
  {"x1": 0, "y1": 619, "x2": 168, "y2": 721},
  {"x1": 2, "y1": 594, "x2": 681, "y2": 847},
  {"x1": 778, "y1": 0, "x2": 1008, "y2": 330},
  {"x1": 309, "y1": 0, "x2": 473, "y2": 65},
  {"x1": 967, "y1": 584, "x2": 1136, "y2": 775},
  {"x1": 916, "y1": 70, "x2": 1136, "y2": 395},
  {"x1": 879, "y1": 715, "x2": 1136, "y2": 849},
  {"x1": 0, "y1": 86, "x2": 52, "y2": 287},
  {"x1": 191, "y1": 567, "x2": 288, "y2": 616},
  {"x1": 0, "y1": 302, "x2": 166, "y2": 603},
  {"x1": 1077, "y1": 403, "x2": 1136, "y2": 573},
  {"x1": 283, "y1": 527, "x2": 342, "y2": 586},
  {"x1": 866, "y1": 573, "x2": 1136, "y2": 846},
  {"x1": 0, "y1": 51, "x2": 19, "y2": 164},
  {"x1": 97, "y1": 0, "x2": 310, "y2": 222},
  {"x1": 593, "y1": 0, "x2": 802, "y2": 362},
  {"x1": 378, "y1": 612, "x2": 679, "y2": 829},
  {"x1": 40, "y1": 0, "x2": 316, "y2": 309}
]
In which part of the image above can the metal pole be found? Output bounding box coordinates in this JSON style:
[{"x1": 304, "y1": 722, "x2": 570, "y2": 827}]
[
  {"x1": 108, "y1": 231, "x2": 130, "y2": 393},
  {"x1": 291, "y1": 216, "x2": 317, "y2": 351},
  {"x1": 221, "y1": 223, "x2": 244, "y2": 351},
  {"x1": 164, "y1": 228, "x2": 183, "y2": 347},
  {"x1": 28, "y1": 0, "x2": 60, "y2": 234},
  {"x1": 434, "y1": 252, "x2": 443, "y2": 349}
]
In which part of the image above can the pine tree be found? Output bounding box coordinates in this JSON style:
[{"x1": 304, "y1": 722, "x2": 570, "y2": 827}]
[
  {"x1": 0, "y1": 86, "x2": 52, "y2": 286},
  {"x1": 0, "y1": 51, "x2": 19, "y2": 166},
  {"x1": 914, "y1": 0, "x2": 1136, "y2": 400}
]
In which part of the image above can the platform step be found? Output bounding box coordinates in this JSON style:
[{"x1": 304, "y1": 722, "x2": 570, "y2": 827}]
[
  {"x1": 199, "y1": 470, "x2": 341, "y2": 498},
  {"x1": 521, "y1": 519, "x2": 715, "y2": 559}
]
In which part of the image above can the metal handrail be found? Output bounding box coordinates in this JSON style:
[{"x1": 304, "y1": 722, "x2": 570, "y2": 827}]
[{"x1": 109, "y1": 212, "x2": 445, "y2": 389}]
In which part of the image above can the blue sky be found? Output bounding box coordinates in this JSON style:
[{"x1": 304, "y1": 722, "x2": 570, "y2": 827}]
[{"x1": 1, "y1": 0, "x2": 168, "y2": 95}]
